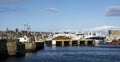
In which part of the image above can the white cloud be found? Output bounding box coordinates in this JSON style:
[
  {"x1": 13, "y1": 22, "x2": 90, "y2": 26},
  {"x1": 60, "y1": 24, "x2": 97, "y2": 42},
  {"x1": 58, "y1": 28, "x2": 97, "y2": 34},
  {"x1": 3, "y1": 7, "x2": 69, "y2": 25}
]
[
  {"x1": 106, "y1": 6, "x2": 120, "y2": 16},
  {"x1": 90, "y1": 25, "x2": 119, "y2": 31},
  {"x1": 45, "y1": 8, "x2": 58, "y2": 12},
  {"x1": 55, "y1": 25, "x2": 120, "y2": 32}
]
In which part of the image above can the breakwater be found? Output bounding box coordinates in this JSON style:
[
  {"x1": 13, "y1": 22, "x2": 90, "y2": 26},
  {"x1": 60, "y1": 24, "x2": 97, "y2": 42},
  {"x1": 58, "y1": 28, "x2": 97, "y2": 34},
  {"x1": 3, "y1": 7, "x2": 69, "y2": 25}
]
[{"x1": 0, "y1": 39, "x2": 44, "y2": 59}]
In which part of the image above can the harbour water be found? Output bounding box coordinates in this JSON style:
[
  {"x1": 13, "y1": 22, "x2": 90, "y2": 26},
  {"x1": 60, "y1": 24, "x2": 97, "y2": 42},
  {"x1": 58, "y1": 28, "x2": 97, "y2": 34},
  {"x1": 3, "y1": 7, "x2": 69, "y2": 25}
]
[{"x1": 1, "y1": 45, "x2": 120, "y2": 62}]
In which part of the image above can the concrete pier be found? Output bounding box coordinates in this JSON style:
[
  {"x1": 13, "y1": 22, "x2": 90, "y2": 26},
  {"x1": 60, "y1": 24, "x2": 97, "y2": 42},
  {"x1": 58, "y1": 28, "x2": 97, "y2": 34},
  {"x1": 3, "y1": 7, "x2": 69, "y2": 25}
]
[
  {"x1": 70, "y1": 41, "x2": 72, "y2": 46},
  {"x1": 52, "y1": 40, "x2": 56, "y2": 46},
  {"x1": 0, "y1": 38, "x2": 45, "y2": 59},
  {"x1": 72, "y1": 40, "x2": 78, "y2": 46},
  {"x1": 79, "y1": 39, "x2": 95, "y2": 46},
  {"x1": 45, "y1": 40, "x2": 52, "y2": 46},
  {"x1": 7, "y1": 39, "x2": 26, "y2": 56},
  {"x1": 64, "y1": 41, "x2": 70, "y2": 46},
  {"x1": 0, "y1": 39, "x2": 26, "y2": 59},
  {"x1": 25, "y1": 42, "x2": 36, "y2": 52},
  {"x1": 16, "y1": 42, "x2": 25, "y2": 56},
  {"x1": 36, "y1": 42, "x2": 44, "y2": 50},
  {"x1": 46, "y1": 39, "x2": 96, "y2": 47},
  {"x1": 35, "y1": 39, "x2": 44, "y2": 50},
  {"x1": 6, "y1": 42, "x2": 17, "y2": 56}
]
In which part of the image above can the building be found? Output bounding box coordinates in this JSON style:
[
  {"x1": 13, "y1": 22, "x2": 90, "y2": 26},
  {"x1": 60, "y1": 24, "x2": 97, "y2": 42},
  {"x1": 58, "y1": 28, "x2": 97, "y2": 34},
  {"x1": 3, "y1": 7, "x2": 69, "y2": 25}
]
[
  {"x1": 18, "y1": 35, "x2": 29, "y2": 42},
  {"x1": 107, "y1": 30, "x2": 120, "y2": 42}
]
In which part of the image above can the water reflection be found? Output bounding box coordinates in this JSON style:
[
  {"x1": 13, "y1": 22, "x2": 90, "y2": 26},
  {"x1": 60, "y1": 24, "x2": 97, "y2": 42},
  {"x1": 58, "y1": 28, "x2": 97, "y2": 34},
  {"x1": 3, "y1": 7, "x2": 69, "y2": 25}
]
[{"x1": 25, "y1": 52, "x2": 36, "y2": 57}]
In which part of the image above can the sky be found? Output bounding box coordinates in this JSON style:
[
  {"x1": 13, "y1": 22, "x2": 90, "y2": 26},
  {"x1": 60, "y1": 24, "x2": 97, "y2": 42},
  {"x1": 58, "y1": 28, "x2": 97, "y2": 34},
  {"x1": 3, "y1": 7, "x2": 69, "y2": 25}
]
[{"x1": 0, "y1": 0, "x2": 120, "y2": 32}]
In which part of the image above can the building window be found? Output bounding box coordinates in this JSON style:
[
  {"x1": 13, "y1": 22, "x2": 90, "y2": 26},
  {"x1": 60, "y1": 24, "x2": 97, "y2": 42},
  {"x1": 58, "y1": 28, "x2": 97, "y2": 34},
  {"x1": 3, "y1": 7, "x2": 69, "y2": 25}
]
[{"x1": 24, "y1": 38, "x2": 26, "y2": 40}]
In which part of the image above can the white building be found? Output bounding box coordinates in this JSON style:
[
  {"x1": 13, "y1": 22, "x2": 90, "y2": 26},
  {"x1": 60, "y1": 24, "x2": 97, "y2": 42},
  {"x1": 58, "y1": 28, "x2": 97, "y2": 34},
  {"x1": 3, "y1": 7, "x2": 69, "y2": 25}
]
[{"x1": 18, "y1": 35, "x2": 29, "y2": 42}]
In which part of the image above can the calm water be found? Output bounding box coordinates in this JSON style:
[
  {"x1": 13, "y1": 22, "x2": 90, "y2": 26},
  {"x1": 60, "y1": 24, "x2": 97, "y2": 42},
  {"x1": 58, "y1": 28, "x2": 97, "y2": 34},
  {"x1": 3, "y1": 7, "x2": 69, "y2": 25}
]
[{"x1": 1, "y1": 45, "x2": 120, "y2": 62}]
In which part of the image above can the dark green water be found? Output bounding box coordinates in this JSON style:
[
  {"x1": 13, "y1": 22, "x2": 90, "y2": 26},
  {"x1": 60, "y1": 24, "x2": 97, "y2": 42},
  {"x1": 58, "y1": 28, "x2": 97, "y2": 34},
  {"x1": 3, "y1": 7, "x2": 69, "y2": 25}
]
[{"x1": 1, "y1": 45, "x2": 120, "y2": 62}]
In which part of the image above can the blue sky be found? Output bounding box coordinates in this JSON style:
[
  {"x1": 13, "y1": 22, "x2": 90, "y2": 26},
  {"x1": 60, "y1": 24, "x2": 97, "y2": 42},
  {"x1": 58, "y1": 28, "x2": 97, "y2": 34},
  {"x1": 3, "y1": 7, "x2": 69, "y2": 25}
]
[{"x1": 0, "y1": 0, "x2": 120, "y2": 32}]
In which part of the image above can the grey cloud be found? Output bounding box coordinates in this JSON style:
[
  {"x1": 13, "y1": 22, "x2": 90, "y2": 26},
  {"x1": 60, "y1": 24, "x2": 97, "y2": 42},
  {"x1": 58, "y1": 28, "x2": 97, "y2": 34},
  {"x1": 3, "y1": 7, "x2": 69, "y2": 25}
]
[
  {"x1": 0, "y1": 7, "x2": 24, "y2": 12},
  {"x1": 45, "y1": 8, "x2": 58, "y2": 12},
  {"x1": 106, "y1": 6, "x2": 120, "y2": 16}
]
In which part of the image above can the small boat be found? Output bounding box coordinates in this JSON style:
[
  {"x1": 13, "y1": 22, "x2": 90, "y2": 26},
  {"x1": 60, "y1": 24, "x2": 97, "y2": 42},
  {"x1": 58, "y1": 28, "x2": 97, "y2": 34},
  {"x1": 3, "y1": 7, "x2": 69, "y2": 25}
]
[{"x1": 106, "y1": 41, "x2": 120, "y2": 45}]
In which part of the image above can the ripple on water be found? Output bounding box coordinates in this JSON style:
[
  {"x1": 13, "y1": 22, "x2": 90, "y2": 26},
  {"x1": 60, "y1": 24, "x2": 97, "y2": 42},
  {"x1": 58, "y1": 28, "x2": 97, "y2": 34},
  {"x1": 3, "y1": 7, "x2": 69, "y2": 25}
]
[{"x1": 1, "y1": 45, "x2": 120, "y2": 62}]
